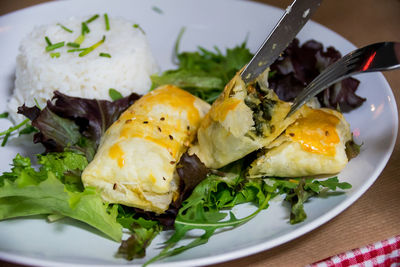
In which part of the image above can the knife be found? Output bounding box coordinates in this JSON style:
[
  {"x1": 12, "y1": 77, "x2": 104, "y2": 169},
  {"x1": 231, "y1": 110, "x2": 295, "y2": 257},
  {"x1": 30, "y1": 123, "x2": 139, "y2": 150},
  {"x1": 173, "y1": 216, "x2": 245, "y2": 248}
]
[{"x1": 241, "y1": 0, "x2": 322, "y2": 84}]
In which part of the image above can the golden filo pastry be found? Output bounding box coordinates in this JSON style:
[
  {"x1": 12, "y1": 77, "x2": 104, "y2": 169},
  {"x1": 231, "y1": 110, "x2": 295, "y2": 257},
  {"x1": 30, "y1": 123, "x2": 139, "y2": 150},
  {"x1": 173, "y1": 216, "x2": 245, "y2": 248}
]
[
  {"x1": 247, "y1": 106, "x2": 352, "y2": 178},
  {"x1": 82, "y1": 85, "x2": 210, "y2": 213},
  {"x1": 189, "y1": 70, "x2": 304, "y2": 169}
]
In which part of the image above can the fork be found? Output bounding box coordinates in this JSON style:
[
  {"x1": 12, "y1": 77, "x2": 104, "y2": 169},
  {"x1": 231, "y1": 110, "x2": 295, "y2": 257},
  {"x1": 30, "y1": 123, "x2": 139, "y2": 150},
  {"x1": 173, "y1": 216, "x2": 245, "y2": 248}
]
[{"x1": 286, "y1": 42, "x2": 400, "y2": 117}]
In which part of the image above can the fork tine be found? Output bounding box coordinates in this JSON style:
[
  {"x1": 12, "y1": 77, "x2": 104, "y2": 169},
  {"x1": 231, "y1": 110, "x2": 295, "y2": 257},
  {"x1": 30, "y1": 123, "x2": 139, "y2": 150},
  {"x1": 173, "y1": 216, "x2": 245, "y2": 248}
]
[
  {"x1": 286, "y1": 42, "x2": 400, "y2": 118},
  {"x1": 286, "y1": 48, "x2": 367, "y2": 118},
  {"x1": 286, "y1": 58, "x2": 353, "y2": 117}
]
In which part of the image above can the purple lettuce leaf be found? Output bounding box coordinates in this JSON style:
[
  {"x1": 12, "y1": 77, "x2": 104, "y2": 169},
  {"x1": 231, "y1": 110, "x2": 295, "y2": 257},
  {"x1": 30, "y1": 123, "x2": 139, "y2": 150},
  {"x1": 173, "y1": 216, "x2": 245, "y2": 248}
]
[
  {"x1": 18, "y1": 91, "x2": 140, "y2": 160},
  {"x1": 268, "y1": 38, "x2": 365, "y2": 111},
  {"x1": 45, "y1": 91, "x2": 141, "y2": 146}
]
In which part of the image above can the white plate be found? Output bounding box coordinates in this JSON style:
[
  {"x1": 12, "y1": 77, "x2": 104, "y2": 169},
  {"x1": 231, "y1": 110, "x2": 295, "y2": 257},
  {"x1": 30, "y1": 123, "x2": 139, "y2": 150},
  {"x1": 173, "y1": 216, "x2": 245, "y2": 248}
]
[{"x1": 0, "y1": 0, "x2": 398, "y2": 266}]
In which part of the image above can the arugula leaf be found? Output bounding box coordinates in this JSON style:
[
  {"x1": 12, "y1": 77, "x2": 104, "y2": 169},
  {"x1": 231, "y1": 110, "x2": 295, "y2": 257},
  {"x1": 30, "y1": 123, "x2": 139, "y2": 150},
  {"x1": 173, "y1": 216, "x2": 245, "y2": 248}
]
[
  {"x1": 146, "y1": 184, "x2": 271, "y2": 265},
  {"x1": 0, "y1": 152, "x2": 122, "y2": 241},
  {"x1": 144, "y1": 160, "x2": 272, "y2": 265},
  {"x1": 114, "y1": 205, "x2": 162, "y2": 260},
  {"x1": 285, "y1": 179, "x2": 311, "y2": 224},
  {"x1": 345, "y1": 139, "x2": 362, "y2": 160},
  {"x1": 117, "y1": 217, "x2": 162, "y2": 260},
  {"x1": 284, "y1": 177, "x2": 352, "y2": 224}
]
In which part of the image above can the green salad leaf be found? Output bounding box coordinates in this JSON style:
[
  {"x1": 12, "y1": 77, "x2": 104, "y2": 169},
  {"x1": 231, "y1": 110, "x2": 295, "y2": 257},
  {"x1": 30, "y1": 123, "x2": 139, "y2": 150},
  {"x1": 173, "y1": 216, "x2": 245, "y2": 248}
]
[
  {"x1": 275, "y1": 177, "x2": 352, "y2": 224},
  {"x1": 145, "y1": 174, "x2": 272, "y2": 265},
  {"x1": 141, "y1": 158, "x2": 352, "y2": 264},
  {"x1": 144, "y1": 160, "x2": 271, "y2": 265},
  {"x1": 151, "y1": 28, "x2": 253, "y2": 103},
  {"x1": 118, "y1": 216, "x2": 162, "y2": 260},
  {"x1": 0, "y1": 152, "x2": 122, "y2": 241},
  {"x1": 115, "y1": 205, "x2": 162, "y2": 260}
]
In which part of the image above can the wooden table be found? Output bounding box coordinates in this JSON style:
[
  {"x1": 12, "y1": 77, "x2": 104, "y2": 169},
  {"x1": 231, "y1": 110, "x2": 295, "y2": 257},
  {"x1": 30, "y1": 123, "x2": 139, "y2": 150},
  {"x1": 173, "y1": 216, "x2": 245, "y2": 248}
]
[{"x1": 1, "y1": 0, "x2": 399, "y2": 266}]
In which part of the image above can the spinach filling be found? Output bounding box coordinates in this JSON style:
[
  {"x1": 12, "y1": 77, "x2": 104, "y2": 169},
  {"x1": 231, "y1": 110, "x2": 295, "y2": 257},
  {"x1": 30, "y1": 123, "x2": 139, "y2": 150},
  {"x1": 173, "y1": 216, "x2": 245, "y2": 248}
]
[{"x1": 244, "y1": 84, "x2": 276, "y2": 136}]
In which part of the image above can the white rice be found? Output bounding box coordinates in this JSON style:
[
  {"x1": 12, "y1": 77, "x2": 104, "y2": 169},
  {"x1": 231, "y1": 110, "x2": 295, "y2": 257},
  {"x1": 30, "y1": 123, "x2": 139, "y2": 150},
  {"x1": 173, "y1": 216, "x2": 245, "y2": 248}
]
[{"x1": 8, "y1": 15, "x2": 159, "y2": 123}]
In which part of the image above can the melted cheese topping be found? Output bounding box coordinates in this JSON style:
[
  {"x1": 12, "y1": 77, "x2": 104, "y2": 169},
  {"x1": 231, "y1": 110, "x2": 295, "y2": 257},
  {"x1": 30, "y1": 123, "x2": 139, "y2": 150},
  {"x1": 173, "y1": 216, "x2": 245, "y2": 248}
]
[
  {"x1": 120, "y1": 115, "x2": 184, "y2": 158},
  {"x1": 109, "y1": 143, "x2": 125, "y2": 167},
  {"x1": 120, "y1": 85, "x2": 201, "y2": 126},
  {"x1": 211, "y1": 98, "x2": 241, "y2": 122},
  {"x1": 285, "y1": 109, "x2": 340, "y2": 156},
  {"x1": 115, "y1": 85, "x2": 204, "y2": 160}
]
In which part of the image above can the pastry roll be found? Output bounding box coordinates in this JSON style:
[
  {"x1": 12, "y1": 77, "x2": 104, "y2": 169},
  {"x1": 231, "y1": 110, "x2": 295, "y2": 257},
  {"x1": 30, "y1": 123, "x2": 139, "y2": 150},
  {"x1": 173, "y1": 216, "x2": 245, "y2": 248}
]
[
  {"x1": 189, "y1": 70, "x2": 304, "y2": 169},
  {"x1": 248, "y1": 106, "x2": 352, "y2": 177},
  {"x1": 82, "y1": 85, "x2": 210, "y2": 213}
]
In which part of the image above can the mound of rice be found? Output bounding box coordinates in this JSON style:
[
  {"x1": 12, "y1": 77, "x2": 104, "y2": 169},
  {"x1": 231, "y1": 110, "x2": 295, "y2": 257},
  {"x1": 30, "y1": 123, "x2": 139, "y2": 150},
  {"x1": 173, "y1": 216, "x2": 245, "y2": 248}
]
[{"x1": 8, "y1": 15, "x2": 159, "y2": 123}]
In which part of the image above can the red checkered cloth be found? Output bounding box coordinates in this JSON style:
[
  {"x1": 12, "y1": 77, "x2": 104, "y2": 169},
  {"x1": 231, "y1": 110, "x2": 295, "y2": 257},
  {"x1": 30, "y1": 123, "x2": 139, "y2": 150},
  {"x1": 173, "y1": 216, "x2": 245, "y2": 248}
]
[{"x1": 308, "y1": 235, "x2": 400, "y2": 267}]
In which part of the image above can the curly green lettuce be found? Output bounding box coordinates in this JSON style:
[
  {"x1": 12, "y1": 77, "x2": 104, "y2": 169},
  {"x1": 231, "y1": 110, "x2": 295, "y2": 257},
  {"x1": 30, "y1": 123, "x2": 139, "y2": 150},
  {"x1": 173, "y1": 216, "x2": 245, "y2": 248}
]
[{"x1": 0, "y1": 152, "x2": 122, "y2": 241}]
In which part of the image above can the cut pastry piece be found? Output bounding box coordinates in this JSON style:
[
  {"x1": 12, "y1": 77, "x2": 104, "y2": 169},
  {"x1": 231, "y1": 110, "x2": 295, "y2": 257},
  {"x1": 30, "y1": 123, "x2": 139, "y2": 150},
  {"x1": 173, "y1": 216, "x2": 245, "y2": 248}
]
[
  {"x1": 248, "y1": 106, "x2": 352, "y2": 178},
  {"x1": 82, "y1": 85, "x2": 210, "y2": 213},
  {"x1": 189, "y1": 69, "x2": 304, "y2": 169}
]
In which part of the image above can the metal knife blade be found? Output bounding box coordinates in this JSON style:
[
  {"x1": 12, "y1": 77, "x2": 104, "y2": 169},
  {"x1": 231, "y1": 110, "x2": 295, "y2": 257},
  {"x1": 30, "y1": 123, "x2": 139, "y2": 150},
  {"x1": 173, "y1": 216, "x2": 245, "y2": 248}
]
[{"x1": 241, "y1": 0, "x2": 322, "y2": 84}]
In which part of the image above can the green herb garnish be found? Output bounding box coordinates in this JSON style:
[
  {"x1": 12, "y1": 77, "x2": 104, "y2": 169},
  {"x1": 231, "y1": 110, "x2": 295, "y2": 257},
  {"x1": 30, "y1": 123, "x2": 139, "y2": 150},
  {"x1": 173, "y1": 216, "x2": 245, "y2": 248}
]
[
  {"x1": 133, "y1": 24, "x2": 145, "y2": 34},
  {"x1": 57, "y1": 23, "x2": 73, "y2": 33},
  {"x1": 79, "y1": 36, "x2": 105, "y2": 57},
  {"x1": 104, "y1": 13, "x2": 110, "y2": 31},
  {"x1": 86, "y1": 14, "x2": 99, "y2": 23},
  {"x1": 19, "y1": 125, "x2": 38, "y2": 136},
  {"x1": 67, "y1": 42, "x2": 80, "y2": 48},
  {"x1": 45, "y1": 42, "x2": 65, "y2": 52},
  {"x1": 81, "y1": 22, "x2": 90, "y2": 35},
  {"x1": 67, "y1": 48, "x2": 86, "y2": 53},
  {"x1": 45, "y1": 36, "x2": 52, "y2": 46},
  {"x1": 99, "y1": 52, "x2": 111, "y2": 58},
  {"x1": 109, "y1": 88, "x2": 123, "y2": 100},
  {"x1": 1, "y1": 133, "x2": 10, "y2": 147},
  {"x1": 50, "y1": 52, "x2": 60, "y2": 58},
  {"x1": 74, "y1": 35, "x2": 85, "y2": 45},
  {"x1": 34, "y1": 98, "x2": 41, "y2": 110},
  {"x1": 0, "y1": 119, "x2": 29, "y2": 137},
  {"x1": 0, "y1": 112, "x2": 8, "y2": 118},
  {"x1": 151, "y1": 6, "x2": 163, "y2": 14}
]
